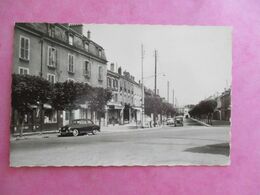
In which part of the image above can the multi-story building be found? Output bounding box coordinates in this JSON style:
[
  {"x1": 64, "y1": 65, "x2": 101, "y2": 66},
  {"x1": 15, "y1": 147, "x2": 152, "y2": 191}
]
[
  {"x1": 106, "y1": 63, "x2": 121, "y2": 124},
  {"x1": 106, "y1": 64, "x2": 142, "y2": 125},
  {"x1": 12, "y1": 23, "x2": 107, "y2": 132},
  {"x1": 220, "y1": 88, "x2": 231, "y2": 121},
  {"x1": 212, "y1": 88, "x2": 231, "y2": 121}
]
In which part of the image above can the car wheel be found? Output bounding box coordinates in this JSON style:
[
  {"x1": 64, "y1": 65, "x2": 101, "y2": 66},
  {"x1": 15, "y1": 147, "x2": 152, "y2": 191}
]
[
  {"x1": 72, "y1": 129, "x2": 79, "y2": 136},
  {"x1": 92, "y1": 129, "x2": 98, "y2": 135}
]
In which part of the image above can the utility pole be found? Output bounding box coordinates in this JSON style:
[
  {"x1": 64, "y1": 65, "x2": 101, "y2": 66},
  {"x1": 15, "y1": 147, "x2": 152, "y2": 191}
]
[
  {"x1": 154, "y1": 50, "x2": 157, "y2": 95},
  {"x1": 141, "y1": 44, "x2": 145, "y2": 128},
  {"x1": 167, "y1": 81, "x2": 169, "y2": 103},
  {"x1": 172, "y1": 89, "x2": 175, "y2": 107}
]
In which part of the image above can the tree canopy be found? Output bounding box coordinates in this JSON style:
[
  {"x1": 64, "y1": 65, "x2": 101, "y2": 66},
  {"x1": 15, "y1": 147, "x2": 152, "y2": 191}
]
[
  {"x1": 189, "y1": 99, "x2": 217, "y2": 117},
  {"x1": 88, "y1": 87, "x2": 112, "y2": 117},
  {"x1": 51, "y1": 81, "x2": 92, "y2": 111},
  {"x1": 144, "y1": 95, "x2": 175, "y2": 117},
  {"x1": 12, "y1": 74, "x2": 52, "y2": 114}
]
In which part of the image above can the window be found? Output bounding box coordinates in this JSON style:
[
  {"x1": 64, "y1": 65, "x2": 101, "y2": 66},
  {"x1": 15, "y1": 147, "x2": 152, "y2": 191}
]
[
  {"x1": 114, "y1": 94, "x2": 118, "y2": 102},
  {"x1": 19, "y1": 36, "x2": 30, "y2": 60},
  {"x1": 68, "y1": 54, "x2": 75, "y2": 73},
  {"x1": 47, "y1": 46, "x2": 57, "y2": 67},
  {"x1": 84, "y1": 43, "x2": 89, "y2": 51},
  {"x1": 98, "y1": 49, "x2": 102, "y2": 58},
  {"x1": 18, "y1": 67, "x2": 29, "y2": 75},
  {"x1": 48, "y1": 24, "x2": 55, "y2": 38},
  {"x1": 98, "y1": 66, "x2": 103, "y2": 81},
  {"x1": 124, "y1": 81, "x2": 126, "y2": 92},
  {"x1": 44, "y1": 110, "x2": 57, "y2": 123},
  {"x1": 87, "y1": 120, "x2": 94, "y2": 125},
  {"x1": 84, "y1": 61, "x2": 91, "y2": 77},
  {"x1": 120, "y1": 81, "x2": 123, "y2": 91},
  {"x1": 47, "y1": 73, "x2": 55, "y2": 84},
  {"x1": 113, "y1": 79, "x2": 118, "y2": 90},
  {"x1": 107, "y1": 77, "x2": 112, "y2": 88},
  {"x1": 69, "y1": 34, "x2": 74, "y2": 45}
]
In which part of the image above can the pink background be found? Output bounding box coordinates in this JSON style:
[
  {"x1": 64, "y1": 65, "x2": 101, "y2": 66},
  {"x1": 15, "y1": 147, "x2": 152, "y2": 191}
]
[{"x1": 0, "y1": 0, "x2": 260, "y2": 194}]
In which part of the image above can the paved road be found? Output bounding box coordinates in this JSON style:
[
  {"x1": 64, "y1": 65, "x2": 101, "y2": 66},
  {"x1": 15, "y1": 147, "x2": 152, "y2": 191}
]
[{"x1": 10, "y1": 118, "x2": 230, "y2": 166}]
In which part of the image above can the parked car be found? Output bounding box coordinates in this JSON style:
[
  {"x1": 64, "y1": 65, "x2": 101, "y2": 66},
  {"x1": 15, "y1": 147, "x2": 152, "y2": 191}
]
[
  {"x1": 166, "y1": 118, "x2": 175, "y2": 125},
  {"x1": 174, "y1": 116, "x2": 184, "y2": 127},
  {"x1": 59, "y1": 119, "x2": 100, "y2": 136}
]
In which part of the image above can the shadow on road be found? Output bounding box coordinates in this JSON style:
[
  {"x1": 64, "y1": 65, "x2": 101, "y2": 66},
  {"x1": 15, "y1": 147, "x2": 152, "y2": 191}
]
[{"x1": 184, "y1": 143, "x2": 230, "y2": 156}]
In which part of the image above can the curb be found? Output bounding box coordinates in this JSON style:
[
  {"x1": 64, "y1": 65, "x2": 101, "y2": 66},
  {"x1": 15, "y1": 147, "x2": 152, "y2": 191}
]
[
  {"x1": 101, "y1": 125, "x2": 165, "y2": 133},
  {"x1": 12, "y1": 130, "x2": 59, "y2": 138},
  {"x1": 190, "y1": 118, "x2": 212, "y2": 127}
]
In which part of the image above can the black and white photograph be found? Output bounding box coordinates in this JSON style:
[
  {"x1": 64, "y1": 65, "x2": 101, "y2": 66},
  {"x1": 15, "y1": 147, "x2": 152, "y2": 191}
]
[{"x1": 10, "y1": 23, "x2": 231, "y2": 166}]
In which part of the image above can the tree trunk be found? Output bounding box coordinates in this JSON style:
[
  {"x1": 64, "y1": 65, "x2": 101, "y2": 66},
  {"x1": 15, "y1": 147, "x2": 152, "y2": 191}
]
[
  {"x1": 56, "y1": 110, "x2": 60, "y2": 130},
  {"x1": 69, "y1": 110, "x2": 73, "y2": 124},
  {"x1": 39, "y1": 103, "x2": 44, "y2": 134},
  {"x1": 18, "y1": 112, "x2": 24, "y2": 137}
]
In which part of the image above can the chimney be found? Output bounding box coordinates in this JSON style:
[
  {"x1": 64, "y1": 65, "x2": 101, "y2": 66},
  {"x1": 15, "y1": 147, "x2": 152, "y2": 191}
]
[
  {"x1": 118, "y1": 67, "x2": 122, "y2": 75},
  {"x1": 110, "y1": 63, "x2": 115, "y2": 72},
  {"x1": 69, "y1": 24, "x2": 83, "y2": 34},
  {"x1": 87, "y1": 30, "x2": 91, "y2": 39}
]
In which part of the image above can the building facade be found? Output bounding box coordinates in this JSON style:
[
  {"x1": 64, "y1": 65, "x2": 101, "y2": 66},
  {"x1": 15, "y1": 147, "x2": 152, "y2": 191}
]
[
  {"x1": 212, "y1": 88, "x2": 231, "y2": 121},
  {"x1": 12, "y1": 23, "x2": 107, "y2": 132},
  {"x1": 106, "y1": 65, "x2": 142, "y2": 125},
  {"x1": 220, "y1": 89, "x2": 231, "y2": 121}
]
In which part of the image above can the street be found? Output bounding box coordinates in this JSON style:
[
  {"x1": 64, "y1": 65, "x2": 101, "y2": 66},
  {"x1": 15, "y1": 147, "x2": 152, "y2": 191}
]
[{"x1": 10, "y1": 118, "x2": 230, "y2": 166}]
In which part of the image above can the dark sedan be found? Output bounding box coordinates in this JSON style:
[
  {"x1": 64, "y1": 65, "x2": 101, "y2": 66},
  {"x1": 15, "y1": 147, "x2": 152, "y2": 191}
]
[
  {"x1": 174, "y1": 116, "x2": 184, "y2": 127},
  {"x1": 59, "y1": 119, "x2": 100, "y2": 136}
]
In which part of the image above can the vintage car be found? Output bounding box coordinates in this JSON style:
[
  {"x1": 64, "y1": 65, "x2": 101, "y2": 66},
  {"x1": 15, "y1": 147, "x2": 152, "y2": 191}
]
[
  {"x1": 59, "y1": 119, "x2": 100, "y2": 136},
  {"x1": 166, "y1": 118, "x2": 175, "y2": 125},
  {"x1": 174, "y1": 116, "x2": 184, "y2": 127}
]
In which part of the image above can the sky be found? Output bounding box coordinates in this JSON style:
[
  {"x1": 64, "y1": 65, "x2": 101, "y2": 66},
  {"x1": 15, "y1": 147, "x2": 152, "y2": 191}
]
[{"x1": 83, "y1": 24, "x2": 231, "y2": 106}]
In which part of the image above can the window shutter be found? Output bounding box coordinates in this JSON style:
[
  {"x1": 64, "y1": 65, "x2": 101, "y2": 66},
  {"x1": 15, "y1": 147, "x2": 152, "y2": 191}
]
[
  {"x1": 68, "y1": 54, "x2": 70, "y2": 71},
  {"x1": 89, "y1": 63, "x2": 91, "y2": 77},
  {"x1": 25, "y1": 39, "x2": 29, "y2": 59},
  {"x1": 55, "y1": 49, "x2": 57, "y2": 67},
  {"x1": 85, "y1": 61, "x2": 88, "y2": 75},
  {"x1": 68, "y1": 54, "x2": 71, "y2": 72},
  {"x1": 48, "y1": 47, "x2": 51, "y2": 65},
  {"x1": 72, "y1": 55, "x2": 74, "y2": 72},
  {"x1": 20, "y1": 38, "x2": 25, "y2": 59}
]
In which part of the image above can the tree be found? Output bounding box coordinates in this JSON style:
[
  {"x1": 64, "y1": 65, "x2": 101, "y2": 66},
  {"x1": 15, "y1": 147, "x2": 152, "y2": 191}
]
[
  {"x1": 144, "y1": 95, "x2": 162, "y2": 116},
  {"x1": 144, "y1": 94, "x2": 176, "y2": 126},
  {"x1": 51, "y1": 81, "x2": 92, "y2": 124},
  {"x1": 88, "y1": 87, "x2": 112, "y2": 124},
  {"x1": 11, "y1": 74, "x2": 52, "y2": 136},
  {"x1": 189, "y1": 99, "x2": 217, "y2": 124},
  {"x1": 161, "y1": 102, "x2": 176, "y2": 117}
]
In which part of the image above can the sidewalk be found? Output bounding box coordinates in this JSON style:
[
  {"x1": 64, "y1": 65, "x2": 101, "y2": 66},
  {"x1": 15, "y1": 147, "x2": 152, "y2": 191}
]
[
  {"x1": 11, "y1": 130, "x2": 59, "y2": 141},
  {"x1": 101, "y1": 122, "x2": 161, "y2": 133},
  {"x1": 190, "y1": 118, "x2": 211, "y2": 127},
  {"x1": 191, "y1": 118, "x2": 230, "y2": 127},
  {"x1": 10, "y1": 123, "x2": 162, "y2": 141},
  {"x1": 211, "y1": 120, "x2": 231, "y2": 126}
]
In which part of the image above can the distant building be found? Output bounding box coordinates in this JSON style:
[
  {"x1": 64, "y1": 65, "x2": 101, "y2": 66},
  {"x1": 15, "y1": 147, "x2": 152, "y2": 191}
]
[
  {"x1": 183, "y1": 107, "x2": 190, "y2": 118},
  {"x1": 106, "y1": 65, "x2": 142, "y2": 125},
  {"x1": 12, "y1": 23, "x2": 107, "y2": 132},
  {"x1": 106, "y1": 64, "x2": 121, "y2": 125},
  {"x1": 213, "y1": 88, "x2": 231, "y2": 121},
  {"x1": 176, "y1": 107, "x2": 184, "y2": 115},
  {"x1": 220, "y1": 89, "x2": 231, "y2": 121}
]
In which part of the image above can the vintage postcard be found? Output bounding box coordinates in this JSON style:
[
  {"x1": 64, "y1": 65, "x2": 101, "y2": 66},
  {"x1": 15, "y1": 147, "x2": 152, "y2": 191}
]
[{"x1": 10, "y1": 23, "x2": 231, "y2": 166}]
